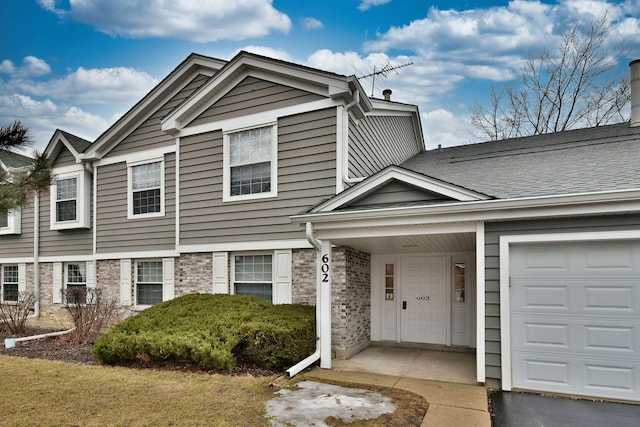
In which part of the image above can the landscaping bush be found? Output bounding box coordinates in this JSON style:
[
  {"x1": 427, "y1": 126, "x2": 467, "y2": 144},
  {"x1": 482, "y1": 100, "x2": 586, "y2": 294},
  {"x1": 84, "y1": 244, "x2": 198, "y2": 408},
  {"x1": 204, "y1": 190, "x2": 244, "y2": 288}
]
[{"x1": 93, "y1": 294, "x2": 316, "y2": 372}]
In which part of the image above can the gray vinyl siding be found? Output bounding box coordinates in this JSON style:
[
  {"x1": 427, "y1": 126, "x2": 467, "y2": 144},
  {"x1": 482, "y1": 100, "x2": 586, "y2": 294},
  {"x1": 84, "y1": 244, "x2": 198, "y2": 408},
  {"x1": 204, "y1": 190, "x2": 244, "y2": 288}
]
[
  {"x1": 180, "y1": 107, "x2": 337, "y2": 245},
  {"x1": 95, "y1": 154, "x2": 176, "y2": 253},
  {"x1": 108, "y1": 74, "x2": 210, "y2": 157},
  {"x1": 348, "y1": 115, "x2": 420, "y2": 178},
  {"x1": 188, "y1": 77, "x2": 324, "y2": 127},
  {"x1": 484, "y1": 214, "x2": 640, "y2": 380},
  {"x1": 39, "y1": 190, "x2": 92, "y2": 257},
  {"x1": 348, "y1": 181, "x2": 448, "y2": 207},
  {"x1": 0, "y1": 204, "x2": 34, "y2": 258},
  {"x1": 53, "y1": 145, "x2": 77, "y2": 168}
]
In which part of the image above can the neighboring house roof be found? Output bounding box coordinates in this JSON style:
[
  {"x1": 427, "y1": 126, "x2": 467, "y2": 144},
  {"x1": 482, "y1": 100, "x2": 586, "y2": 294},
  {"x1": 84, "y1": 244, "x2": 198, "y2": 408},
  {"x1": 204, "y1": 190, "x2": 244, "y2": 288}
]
[
  {"x1": 0, "y1": 148, "x2": 33, "y2": 170},
  {"x1": 402, "y1": 122, "x2": 640, "y2": 199}
]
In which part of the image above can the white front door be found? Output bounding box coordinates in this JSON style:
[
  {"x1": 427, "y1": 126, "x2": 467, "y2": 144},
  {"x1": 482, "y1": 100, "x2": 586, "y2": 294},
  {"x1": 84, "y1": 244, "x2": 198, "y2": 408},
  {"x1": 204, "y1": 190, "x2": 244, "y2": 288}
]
[{"x1": 400, "y1": 256, "x2": 449, "y2": 344}]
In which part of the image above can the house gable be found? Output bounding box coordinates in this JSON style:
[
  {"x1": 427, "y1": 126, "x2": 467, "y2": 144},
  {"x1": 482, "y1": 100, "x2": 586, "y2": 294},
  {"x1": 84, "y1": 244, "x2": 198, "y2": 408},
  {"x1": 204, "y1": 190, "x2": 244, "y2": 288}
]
[
  {"x1": 162, "y1": 50, "x2": 372, "y2": 136},
  {"x1": 44, "y1": 129, "x2": 92, "y2": 167},
  {"x1": 84, "y1": 53, "x2": 226, "y2": 160},
  {"x1": 311, "y1": 166, "x2": 490, "y2": 213}
]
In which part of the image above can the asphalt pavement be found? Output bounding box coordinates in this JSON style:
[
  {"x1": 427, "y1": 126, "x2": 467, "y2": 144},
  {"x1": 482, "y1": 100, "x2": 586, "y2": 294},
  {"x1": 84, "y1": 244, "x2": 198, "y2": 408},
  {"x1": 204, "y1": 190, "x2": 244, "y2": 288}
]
[{"x1": 491, "y1": 391, "x2": 640, "y2": 427}]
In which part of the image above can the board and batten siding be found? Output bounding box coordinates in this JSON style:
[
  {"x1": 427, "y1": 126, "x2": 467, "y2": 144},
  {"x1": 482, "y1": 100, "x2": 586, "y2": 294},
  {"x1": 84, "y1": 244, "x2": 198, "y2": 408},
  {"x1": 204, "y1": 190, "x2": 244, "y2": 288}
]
[
  {"x1": 107, "y1": 73, "x2": 210, "y2": 157},
  {"x1": 188, "y1": 77, "x2": 325, "y2": 128},
  {"x1": 348, "y1": 115, "x2": 420, "y2": 178},
  {"x1": 95, "y1": 154, "x2": 176, "y2": 253},
  {"x1": 179, "y1": 107, "x2": 337, "y2": 245},
  {"x1": 484, "y1": 214, "x2": 640, "y2": 380},
  {"x1": 0, "y1": 204, "x2": 34, "y2": 258}
]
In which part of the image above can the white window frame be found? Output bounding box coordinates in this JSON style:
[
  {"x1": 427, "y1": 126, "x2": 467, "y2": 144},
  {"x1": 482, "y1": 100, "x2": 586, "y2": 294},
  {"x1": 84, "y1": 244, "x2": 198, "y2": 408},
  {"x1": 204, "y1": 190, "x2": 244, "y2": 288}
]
[
  {"x1": 0, "y1": 208, "x2": 21, "y2": 235},
  {"x1": 50, "y1": 166, "x2": 90, "y2": 230},
  {"x1": 127, "y1": 158, "x2": 165, "y2": 219},
  {"x1": 222, "y1": 123, "x2": 278, "y2": 202},
  {"x1": 134, "y1": 260, "x2": 164, "y2": 306},
  {"x1": 1, "y1": 264, "x2": 19, "y2": 302},
  {"x1": 64, "y1": 262, "x2": 87, "y2": 304},
  {"x1": 231, "y1": 252, "x2": 274, "y2": 302}
]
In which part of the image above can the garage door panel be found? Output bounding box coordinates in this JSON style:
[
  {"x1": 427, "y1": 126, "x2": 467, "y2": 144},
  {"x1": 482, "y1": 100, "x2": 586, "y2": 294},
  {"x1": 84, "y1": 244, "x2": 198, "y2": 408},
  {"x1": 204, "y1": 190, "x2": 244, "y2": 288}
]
[{"x1": 510, "y1": 240, "x2": 640, "y2": 401}]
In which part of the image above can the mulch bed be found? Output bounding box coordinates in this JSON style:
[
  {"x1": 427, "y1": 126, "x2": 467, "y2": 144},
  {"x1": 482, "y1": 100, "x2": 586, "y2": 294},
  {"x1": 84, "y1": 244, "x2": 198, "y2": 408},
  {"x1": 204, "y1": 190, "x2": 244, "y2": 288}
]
[{"x1": 0, "y1": 327, "x2": 278, "y2": 376}]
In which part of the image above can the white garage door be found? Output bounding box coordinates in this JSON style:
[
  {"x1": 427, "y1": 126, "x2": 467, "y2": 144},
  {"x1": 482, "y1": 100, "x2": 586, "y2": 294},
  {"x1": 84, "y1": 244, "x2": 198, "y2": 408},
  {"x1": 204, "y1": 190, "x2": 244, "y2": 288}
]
[{"x1": 510, "y1": 240, "x2": 640, "y2": 401}]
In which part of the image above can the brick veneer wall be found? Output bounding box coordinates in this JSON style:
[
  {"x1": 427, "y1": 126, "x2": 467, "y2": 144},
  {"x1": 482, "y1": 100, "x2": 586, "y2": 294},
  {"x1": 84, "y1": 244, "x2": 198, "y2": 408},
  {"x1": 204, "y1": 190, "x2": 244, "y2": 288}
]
[
  {"x1": 177, "y1": 253, "x2": 215, "y2": 296},
  {"x1": 37, "y1": 262, "x2": 72, "y2": 327},
  {"x1": 292, "y1": 248, "x2": 316, "y2": 305}
]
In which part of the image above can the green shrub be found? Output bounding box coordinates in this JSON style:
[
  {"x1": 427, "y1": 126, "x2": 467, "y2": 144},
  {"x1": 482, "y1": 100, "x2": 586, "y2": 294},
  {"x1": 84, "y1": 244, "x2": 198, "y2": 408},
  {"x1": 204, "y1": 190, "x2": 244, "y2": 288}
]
[{"x1": 93, "y1": 294, "x2": 315, "y2": 372}]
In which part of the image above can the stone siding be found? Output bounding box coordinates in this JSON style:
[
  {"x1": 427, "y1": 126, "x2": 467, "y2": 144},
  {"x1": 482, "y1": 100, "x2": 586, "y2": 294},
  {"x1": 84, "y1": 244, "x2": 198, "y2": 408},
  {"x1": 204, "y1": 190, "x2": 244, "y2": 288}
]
[{"x1": 292, "y1": 248, "x2": 316, "y2": 305}]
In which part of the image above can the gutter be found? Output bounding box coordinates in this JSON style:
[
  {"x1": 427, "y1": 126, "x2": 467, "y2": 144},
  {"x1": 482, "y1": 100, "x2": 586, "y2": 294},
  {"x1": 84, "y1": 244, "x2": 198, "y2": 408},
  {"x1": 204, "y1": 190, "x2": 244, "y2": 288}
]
[
  {"x1": 32, "y1": 191, "x2": 40, "y2": 319},
  {"x1": 291, "y1": 188, "x2": 640, "y2": 227},
  {"x1": 285, "y1": 222, "x2": 322, "y2": 378}
]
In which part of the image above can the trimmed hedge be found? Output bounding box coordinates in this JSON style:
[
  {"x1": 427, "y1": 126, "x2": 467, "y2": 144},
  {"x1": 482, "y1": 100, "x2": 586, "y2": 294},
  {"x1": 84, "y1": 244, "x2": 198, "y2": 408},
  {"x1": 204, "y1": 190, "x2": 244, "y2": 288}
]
[{"x1": 93, "y1": 294, "x2": 316, "y2": 371}]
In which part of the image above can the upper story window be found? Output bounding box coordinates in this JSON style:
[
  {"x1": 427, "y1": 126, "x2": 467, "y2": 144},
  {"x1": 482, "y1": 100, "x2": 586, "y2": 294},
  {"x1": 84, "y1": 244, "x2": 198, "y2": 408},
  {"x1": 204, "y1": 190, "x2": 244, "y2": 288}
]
[
  {"x1": 56, "y1": 177, "x2": 77, "y2": 222},
  {"x1": 223, "y1": 125, "x2": 277, "y2": 202},
  {"x1": 0, "y1": 209, "x2": 21, "y2": 235},
  {"x1": 127, "y1": 159, "x2": 164, "y2": 219},
  {"x1": 50, "y1": 167, "x2": 90, "y2": 230}
]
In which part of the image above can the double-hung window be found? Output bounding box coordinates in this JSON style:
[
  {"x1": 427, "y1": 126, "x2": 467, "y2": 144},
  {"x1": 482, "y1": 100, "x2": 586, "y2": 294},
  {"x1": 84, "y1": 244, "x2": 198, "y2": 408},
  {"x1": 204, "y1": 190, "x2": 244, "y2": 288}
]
[
  {"x1": 233, "y1": 254, "x2": 273, "y2": 302},
  {"x1": 2, "y1": 265, "x2": 19, "y2": 302},
  {"x1": 0, "y1": 208, "x2": 21, "y2": 235},
  {"x1": 65, "y1": 263, "x2": 87, "y2": 304},
  {"x1": 128, "y1": 160, "x2": 164, "y2": 218},
  {"x1": 224, "y1": 125, "x2": 277, "y2": 201},
  {"x1": 136, "y1": 261, "x2": 163, "y2": 305},
  {"x1": 50, "y1": 167, "x2": 90, "y2": 230},
  {"x1": 56, "y1": 177, "x2": 77, "y2": 222}
]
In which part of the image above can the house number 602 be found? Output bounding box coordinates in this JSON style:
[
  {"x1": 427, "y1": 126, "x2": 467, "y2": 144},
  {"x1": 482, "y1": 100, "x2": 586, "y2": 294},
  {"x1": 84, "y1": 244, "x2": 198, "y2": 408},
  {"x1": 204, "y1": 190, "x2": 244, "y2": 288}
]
[{"x1": 321, "y1": 254, "x2": 330, "y2": 283}]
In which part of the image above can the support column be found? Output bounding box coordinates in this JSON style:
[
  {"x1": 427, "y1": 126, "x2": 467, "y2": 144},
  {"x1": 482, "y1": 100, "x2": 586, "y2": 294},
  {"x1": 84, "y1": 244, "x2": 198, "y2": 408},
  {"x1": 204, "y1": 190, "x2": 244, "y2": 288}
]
[{"x1": 318, "y1": 239, "x2": 332, "y2": 369}]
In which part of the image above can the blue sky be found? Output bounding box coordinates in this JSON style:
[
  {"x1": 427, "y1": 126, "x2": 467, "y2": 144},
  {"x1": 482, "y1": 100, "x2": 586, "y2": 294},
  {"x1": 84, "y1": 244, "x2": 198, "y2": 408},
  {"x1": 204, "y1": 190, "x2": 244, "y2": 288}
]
[{"x1": 1, "y1": 0, "x2": 639, "y2": 151}]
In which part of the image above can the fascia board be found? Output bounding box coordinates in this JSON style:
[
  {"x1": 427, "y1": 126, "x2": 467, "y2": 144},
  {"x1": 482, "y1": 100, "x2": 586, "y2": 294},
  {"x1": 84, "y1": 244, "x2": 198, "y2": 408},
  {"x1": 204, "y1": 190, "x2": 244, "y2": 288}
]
[
  {"x1": 86, "y1": 57, "x2": 221, "y2": 159},
  {"x1": 162, "y1": 56, "x2": 353, "y2": 134},
  {"x1": 293, "y1": 189, "x2": 640, "y2": 228},
  {"x1": 315, "y1": 167, "x2": 488, "y2": 212}
]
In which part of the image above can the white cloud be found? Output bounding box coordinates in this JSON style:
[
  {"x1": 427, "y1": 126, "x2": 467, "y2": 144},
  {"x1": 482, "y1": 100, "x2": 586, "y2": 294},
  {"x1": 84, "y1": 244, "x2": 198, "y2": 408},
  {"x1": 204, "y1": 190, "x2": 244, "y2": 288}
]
[
  {"x1": 238, "y1": 46, "x2": 293, "y2": 62},
  {"x1": 0, "y1": 94, "x2": 109, "y2": 150},
  {"x1": 421, "y1": 109, "x2": 479, "y2": 149},
  {"x1": 358, "y1": 0, "x2": 392, "y2": 12},
  {"x1": 302, "y1": 17, "x2": 323, "y2": 30},
  {"x1": 0, "y1": 56, "x2": 51, "y2": 77},
  {"x1": 43, "y1": 0, "x2": 291, "y2": 42}
]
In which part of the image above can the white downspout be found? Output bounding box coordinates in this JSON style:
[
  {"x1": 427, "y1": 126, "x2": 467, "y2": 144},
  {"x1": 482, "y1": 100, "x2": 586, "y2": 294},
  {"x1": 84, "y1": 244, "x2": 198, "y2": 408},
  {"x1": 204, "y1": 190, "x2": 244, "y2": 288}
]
[
  {"x1": 32, "y1": 191, "x2": 40, "y2": 319},
  {"x1": 286, "y1": 222, "x2": 331, "y2": 377},
  {"x1": 343, "y1": 90, "x2": 365, "y2": 186}
]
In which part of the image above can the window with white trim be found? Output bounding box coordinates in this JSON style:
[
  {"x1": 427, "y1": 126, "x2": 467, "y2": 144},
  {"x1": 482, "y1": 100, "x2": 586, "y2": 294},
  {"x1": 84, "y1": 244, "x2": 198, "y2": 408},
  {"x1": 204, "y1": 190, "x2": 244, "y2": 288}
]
[
  {"x1": 233, "y1": 254, "x2": 273, "y2": 302},
  {"x1": 223, "y1": 125, "x2": 277, "y2": 201},
  {"x1": 128, "y1": 160, "x2": 164, "y2": 218},
  {"x1": 2, "y1": 265, "x2": 19, "y2": 302},
  {"x1": 0, "y1": 210, "x2": 8, "y2": 228},
  {"x1": 136, "y1": 260, "x2": 163, "y2": 305},
  {"x1": 64, "y1": 262, "x2": 86, "y2": 304},
  {"x1": 50, "y1": 168, "x2": 90, "y2": 230},
  {"x1": 56, "y1": 177, "x2": 77, "y2": 222}
]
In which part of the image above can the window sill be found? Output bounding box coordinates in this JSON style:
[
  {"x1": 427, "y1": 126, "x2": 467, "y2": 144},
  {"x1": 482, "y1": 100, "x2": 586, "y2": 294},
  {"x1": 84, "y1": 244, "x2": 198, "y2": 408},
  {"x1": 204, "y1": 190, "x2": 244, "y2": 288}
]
[
  {"x1": 223, "y1": 191, "x2": 277, "y2": 203},
  {"x1": 127, "y1": 212, "x2": 165, "y2": 220}
]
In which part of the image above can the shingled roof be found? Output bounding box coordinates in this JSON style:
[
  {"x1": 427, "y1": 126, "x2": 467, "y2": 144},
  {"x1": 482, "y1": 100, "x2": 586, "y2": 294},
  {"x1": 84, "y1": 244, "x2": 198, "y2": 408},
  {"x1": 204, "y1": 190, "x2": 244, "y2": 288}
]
[
  {"x1": 0, "y1": 149, "x2": 33, "y2": 169},
  {"x1": 401, "y1": 122, "x2": 640, "y2": 199},
  {"x1": 57, "y1": 130, "x2": 92, "y2": 153}
]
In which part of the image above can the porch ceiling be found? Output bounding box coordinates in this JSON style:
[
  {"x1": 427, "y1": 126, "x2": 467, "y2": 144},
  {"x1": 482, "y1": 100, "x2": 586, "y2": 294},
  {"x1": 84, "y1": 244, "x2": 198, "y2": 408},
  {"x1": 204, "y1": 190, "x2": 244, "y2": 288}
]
[{"x1": 329, "y1": 232, "x2": 476, "y2": 254}]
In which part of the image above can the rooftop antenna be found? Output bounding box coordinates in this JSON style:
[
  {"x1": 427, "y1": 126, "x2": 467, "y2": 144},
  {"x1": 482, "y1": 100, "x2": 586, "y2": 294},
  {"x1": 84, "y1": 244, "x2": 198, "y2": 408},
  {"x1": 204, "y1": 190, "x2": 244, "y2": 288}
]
[{"x1": 359, "y1": 61, "x2": 413, "y2": 97}]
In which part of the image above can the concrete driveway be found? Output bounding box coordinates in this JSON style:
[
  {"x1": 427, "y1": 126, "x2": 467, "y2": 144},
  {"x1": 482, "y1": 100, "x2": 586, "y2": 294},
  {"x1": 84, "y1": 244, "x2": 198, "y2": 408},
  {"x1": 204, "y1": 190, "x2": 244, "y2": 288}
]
[{"x1": 491, "y1": 391, "x2": 640, "y2": 427}]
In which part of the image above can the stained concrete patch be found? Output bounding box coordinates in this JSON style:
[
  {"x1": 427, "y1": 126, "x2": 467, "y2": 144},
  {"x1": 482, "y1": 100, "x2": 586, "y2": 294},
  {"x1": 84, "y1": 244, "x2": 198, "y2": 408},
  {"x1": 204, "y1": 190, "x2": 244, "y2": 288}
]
[{"x1": 266, "y1": 380, "x2": 396, "y2": 426}]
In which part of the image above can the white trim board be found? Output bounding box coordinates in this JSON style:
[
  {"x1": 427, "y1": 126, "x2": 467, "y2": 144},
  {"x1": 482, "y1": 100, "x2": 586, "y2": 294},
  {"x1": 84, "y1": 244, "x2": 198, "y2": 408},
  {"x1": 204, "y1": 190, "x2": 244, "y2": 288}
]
[
  {"x1": 178, "y1": 239, "x2": 313, "y2": 254},
  {"x1": 498, "y1": 229, "x2": 640, "y2": 391}
]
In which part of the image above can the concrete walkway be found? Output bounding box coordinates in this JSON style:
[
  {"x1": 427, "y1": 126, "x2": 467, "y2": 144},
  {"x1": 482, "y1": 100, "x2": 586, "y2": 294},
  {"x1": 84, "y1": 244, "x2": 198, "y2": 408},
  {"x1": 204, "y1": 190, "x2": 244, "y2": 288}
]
[{"x1": 305, "y1": 368, "x2": 491, "y2": 427}]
